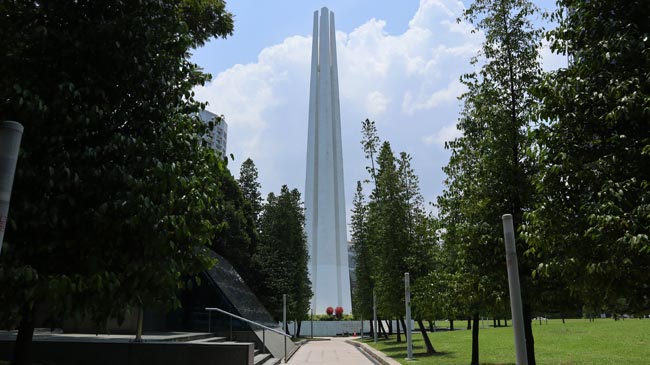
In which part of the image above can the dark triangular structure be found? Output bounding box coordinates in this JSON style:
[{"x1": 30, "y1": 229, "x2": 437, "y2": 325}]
[{"x1": 155, "y1": 250, "x2": 295, "y2": 360}]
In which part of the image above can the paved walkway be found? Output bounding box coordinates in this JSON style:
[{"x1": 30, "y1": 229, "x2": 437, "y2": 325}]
[{"x1": 286, "y1": 337, "x2": 376, "y2": 365}]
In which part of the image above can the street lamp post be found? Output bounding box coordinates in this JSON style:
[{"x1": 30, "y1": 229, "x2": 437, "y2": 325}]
[
  {"x1": 502, "y1": 214, "x2": 528, "y2": 365},
  {"x1": 405, "y1": 272, "x2": 414, "y2": 361}
]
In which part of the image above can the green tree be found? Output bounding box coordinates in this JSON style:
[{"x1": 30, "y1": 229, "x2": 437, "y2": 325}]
[
  {"x1": 438, "y1": 0, "x2": 543, "y2": 363},
  {"x1": 351, "y1": 181, "x2": 374, "y2": 321},
  {"x1": 256, "y1": 186, "x2": 312, "y2": 334},
  {"x1": 527, "y1": 0, "x2": 650, "y2": 314},
  {"x1": 356, "y1": 120, "x2": 437, "y2": 350},
  {"x1": 368, "y1": 142, "x2": 410, "y2": 341},
  {"x1": 212, "y1": 157, "x2": 260, "y2": 290},
  {"x1": 0, "y1": 1, "x2": 233, "y2": 364},
  {"x1": 238, "y1": 158, "x2": 263, "y2": 226}
]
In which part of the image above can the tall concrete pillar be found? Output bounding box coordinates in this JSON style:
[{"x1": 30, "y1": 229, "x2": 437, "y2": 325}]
[{"x1": 305, "y1": 7, "x2": 351, "y2": 314}]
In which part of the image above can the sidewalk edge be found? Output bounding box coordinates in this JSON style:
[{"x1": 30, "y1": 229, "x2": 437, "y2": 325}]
[{"x1": 345, "y1": 339, "x2": 401, "y2": 365}]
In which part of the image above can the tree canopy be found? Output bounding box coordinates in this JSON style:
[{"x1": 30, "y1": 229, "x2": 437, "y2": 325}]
[
  {"x1": 526, "y1": 0, "x2": 650, "y2": 313},
  {"x1": 437, "y1": 0, "x2": 543, "y2": 363},
  {"x1": 256, "y1": 186, "x2": 312, "y2": 326},
  {"x1": 0, "y1": 1, "x2": 233, "y2": 363}
]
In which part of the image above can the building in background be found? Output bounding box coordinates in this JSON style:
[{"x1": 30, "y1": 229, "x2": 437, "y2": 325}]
[{"x1": 200, "y1": 109, "x2": 228, "y2": 156}]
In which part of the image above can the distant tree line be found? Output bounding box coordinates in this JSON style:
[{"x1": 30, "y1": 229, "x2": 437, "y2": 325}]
[{"x1": 237, "y1": 159, "x2": 312, "y2": 335}]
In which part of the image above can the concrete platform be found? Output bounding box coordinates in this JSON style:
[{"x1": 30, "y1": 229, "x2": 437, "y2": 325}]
[
  {"x1": 0, "y1": 329, "x2": 214, "y2": 343},
  {"x1": 0, "y1": 330, "x2": 253, "y2": 365}
]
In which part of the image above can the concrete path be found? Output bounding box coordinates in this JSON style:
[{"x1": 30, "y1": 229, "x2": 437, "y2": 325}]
[
  {"x1": 286, "y1": 337, "x2": 376, "y2": 365},
  {"x1": 287, "y1": 337, "x2": 399, "y2": 365}
]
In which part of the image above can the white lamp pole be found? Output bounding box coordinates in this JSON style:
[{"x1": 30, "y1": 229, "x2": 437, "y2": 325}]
[
  {"x1": 502, "y1": 214, "x2": 528, "y2": 365},
  {"x1": 373, "y1": 289, "x2": 378, "y2": 343},
  {"x1": 405, "y1": 272, "x2": 414, "y2": 361}
]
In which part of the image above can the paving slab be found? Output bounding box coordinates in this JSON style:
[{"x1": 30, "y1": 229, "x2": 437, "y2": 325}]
[
  {"x1": 286, "y1": 337, "x2": 379, "y2": 365},
  {"x1": 286, "y1": 337, "x2": 372, "y2": 365}
]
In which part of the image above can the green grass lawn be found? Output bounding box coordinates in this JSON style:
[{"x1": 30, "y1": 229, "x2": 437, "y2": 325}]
[{"x1": 360, "y1": 319, "x2": 649, "y2": 365}]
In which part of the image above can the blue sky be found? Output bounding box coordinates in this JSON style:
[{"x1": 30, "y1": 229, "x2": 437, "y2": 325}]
[{"x1": 192, "y1": 0, "x2": 564, "y2": 231}]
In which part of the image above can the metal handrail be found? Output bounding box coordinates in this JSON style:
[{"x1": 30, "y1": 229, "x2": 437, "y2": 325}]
[{"x1": 204, "y1": 307, "x2": 291, "y2": 338}]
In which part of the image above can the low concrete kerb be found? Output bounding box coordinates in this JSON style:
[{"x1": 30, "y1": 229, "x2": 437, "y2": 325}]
[{"x1": 345, "y1": 340, "x2": 401, "y2": 365}]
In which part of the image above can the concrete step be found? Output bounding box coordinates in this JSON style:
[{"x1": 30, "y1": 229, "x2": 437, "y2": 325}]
[
  {"x1": 187, "y1": 336, "x2": 227, "y2": 344},
  {"x1": 157, "y1": 332, "x2": 216, "y2": 342},
  {"x1": 254, "y1": 352, "x2": 279, "y2": 365}
]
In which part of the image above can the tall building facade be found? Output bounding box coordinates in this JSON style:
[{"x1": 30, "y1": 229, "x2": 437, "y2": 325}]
[
  {"x1": 304, "y1": 7, "x2": 352, "y2": 314},
  {"x1": 200, "y1": 109, "x2": 228, "y2": 156}
]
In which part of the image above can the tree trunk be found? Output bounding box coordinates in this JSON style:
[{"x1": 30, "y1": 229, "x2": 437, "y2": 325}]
[
  {"x1": 134, "y1": 306, "x2": 144, "y2": 342},
  {"x1": 400, "y1": 317, "x2": 407, "y2": 336},
  {"x1": 396, "y1": 317, "x2": 402, "y2": 343},
  {"x1": 523, "y1": 303, "x2": 536, "y2": 365},
  {"x1": 370, "y1": 318, "x2": 374, "y2": 336},
  {"x1": 562, "y1": 316, "x2": 565, "y2": 324},
  {"x1": 493, "y1": 318, "x2": 497, "y2": 328},
  {"x1": 498, "y1": 318, "x2": 502, "y2": 327},
  {"x1": 387, "y1": 319, "x2": 393, "y2": 335},
  {"x1": 417, "y1": 319, "x2": 436, "y2": 354},
  {"x1": 428, "y1": 320, "x2": 434, "y2": 332},
  {"x1": 467, "y1": 317, "x2": 471, "y2": 330},
  {"x1": 449, "y1": 319, "x2": 454, "y2": 331},
  {"x1": 471, "y1": 311, "x2": 480, "y2": 365},
  {"x1": 296, "y1": 320, "x2": 302, "y2": 338},
  {"x1": 12, "y1": 306, "x2": 35, "y2": 365},
  {"x1": 377, "y1": 317, "x2": 383, "y2": 336},
  {"x1": 504, "y1": 318, "x2": 508, "y2": 327}
]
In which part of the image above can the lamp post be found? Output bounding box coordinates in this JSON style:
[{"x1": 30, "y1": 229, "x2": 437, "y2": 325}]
[
  {"x1": 405, "y1": 272, "x2": 414, "y2": 361},
  {"x1": 283, "y1": 294, "x2": 287, "y2": 362},
  {"x1": 502, "y1": 214, "x2": 528, "y2": 365},
  {"x1": 373, "y1": 289, "x2": 377, "y2": 343}
]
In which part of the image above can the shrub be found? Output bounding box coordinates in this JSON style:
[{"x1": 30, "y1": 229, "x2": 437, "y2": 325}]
[{"x1": 335, "y1": 306, "x2": 344, "y2": 319}]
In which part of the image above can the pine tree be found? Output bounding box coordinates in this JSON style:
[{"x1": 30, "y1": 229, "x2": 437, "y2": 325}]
[
  {"x1": 351, "y1": 181, "x2": 373, "y2": 320},
  {"x1": 256, "y1": 186, "x2": 312, "y2": 328},
  {"x1": 238, "y1": 158, "x2": 263, "y2": 226}
]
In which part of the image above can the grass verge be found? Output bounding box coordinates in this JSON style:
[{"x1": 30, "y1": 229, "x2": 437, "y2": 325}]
[{"x1": 359, "y1": 318, "x2": 649, "y2": 364}]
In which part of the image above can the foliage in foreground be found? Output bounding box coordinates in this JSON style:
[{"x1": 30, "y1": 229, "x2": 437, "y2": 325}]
[
  {"x1": 525, "y1": 0, "x2": 650, "y2": 313},
  {"x1": 0, "y1": 1, "x2": 233, "y2": 363}
]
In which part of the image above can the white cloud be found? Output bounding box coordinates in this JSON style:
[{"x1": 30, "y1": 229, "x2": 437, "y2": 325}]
[
  {"x1": 402, "y1": 79, "x2": 465, "y2": 115},
  {"x1": 194, "y1": 0, "x2": 482, "y2": 228},
  {"x1": 422, "y1": 122, "x2": 461, "y2": 147},
  {"x1": 366, "y1": 91, "x2": 389, "y2": 116},
  {"x1": 409, "y1": 0, "x2": 463, "y2": 29}
]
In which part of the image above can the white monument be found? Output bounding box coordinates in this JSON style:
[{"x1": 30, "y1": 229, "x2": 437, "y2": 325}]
[{"x1": 305, "y1": 7, "x2": 352, "y2": 314}]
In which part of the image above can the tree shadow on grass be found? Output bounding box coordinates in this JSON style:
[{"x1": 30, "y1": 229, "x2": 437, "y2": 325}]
[
  {"x1": 381, "y1": 347, "x2": 516, "y2": 364},
  {"x1": 392, "y1": 351, "x2": 516, "y2": 365},
  {"x1": 385, "y1": 349, "x2": 455, "y2": 359}
]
